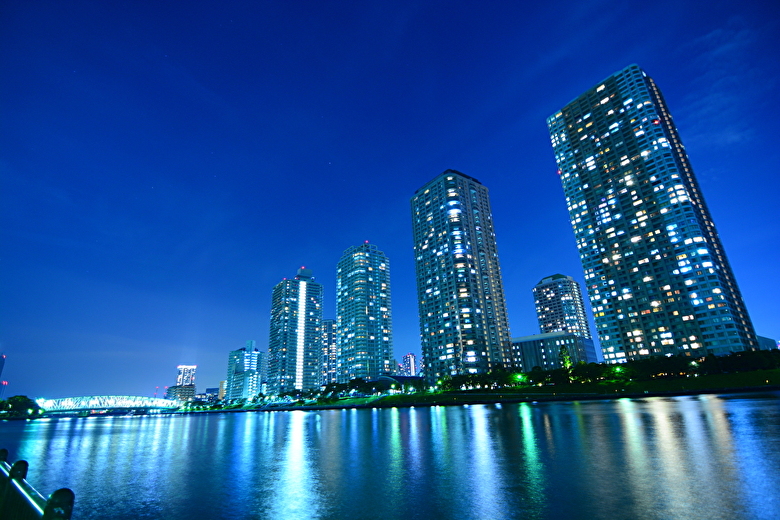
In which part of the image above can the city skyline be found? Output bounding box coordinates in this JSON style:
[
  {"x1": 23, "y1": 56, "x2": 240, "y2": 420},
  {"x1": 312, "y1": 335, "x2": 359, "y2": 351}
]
[{"x1": 2, "y1": 1, "x2": 778, "y2": 397}]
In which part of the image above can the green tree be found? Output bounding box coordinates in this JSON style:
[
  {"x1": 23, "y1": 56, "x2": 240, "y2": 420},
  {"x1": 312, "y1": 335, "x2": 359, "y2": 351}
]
[
  {"x1": 559, "y1": 345, "x2": 573, "y2": 370},
  {"x1": 571, "y1": 362, "x2": 603, "y2": 383},
  {"x1": 3, "y1": 395, "x2": 41, "y2": 417}
]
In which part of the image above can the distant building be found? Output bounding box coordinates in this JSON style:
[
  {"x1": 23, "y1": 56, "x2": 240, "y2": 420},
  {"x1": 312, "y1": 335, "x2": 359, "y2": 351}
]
[
  {"x1": 176, "y1": 365, "x2": 197, "y2": 387},
  {"x1": 547, "y1": 64, "x2": 757, "y2": 363},
  {"x1": 166, "y1": 385, "x2": 195, "y2": 401},
  {"x1": 336, "y1": 243, "x2": 393, "y2": 383},
  {"x1": 321, "y1": 318, "x2": 338, "y2": 385},
  {"x1": 511, "y1": 332, "x2": 597, "y2": 372},
  {"x1": 225, "y1": 341, "x2": 262, "y2": 400},
  {"x1": 267, "y1": 268, "x2": 323, "y2": 394},
  {"x1": 411, "y1": 170, "x2": 512, "y2": 382},
  {"x1": 757, "y1": 336, "x2": 779, "y2": 351},
  {"x1": 195, "y1": 388, "x2": 219, "y2": 403},
  {"x1": 534, "y1": 274, "x2": 591, "y2": 339},
  {"x1": 400, "y1": 353, "x2": 418, "y2": 377}
]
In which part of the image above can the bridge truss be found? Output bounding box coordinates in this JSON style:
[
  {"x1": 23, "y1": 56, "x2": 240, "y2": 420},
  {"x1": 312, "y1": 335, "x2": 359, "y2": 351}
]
[{"x1": 35, "y1": 395, "x2": 180, "y2": 413}]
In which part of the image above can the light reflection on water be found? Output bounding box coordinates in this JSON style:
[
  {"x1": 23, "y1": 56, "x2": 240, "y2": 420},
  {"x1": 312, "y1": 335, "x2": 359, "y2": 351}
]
[{"x1": 1, "y1": 393, "x2": 779, "y2": 520}]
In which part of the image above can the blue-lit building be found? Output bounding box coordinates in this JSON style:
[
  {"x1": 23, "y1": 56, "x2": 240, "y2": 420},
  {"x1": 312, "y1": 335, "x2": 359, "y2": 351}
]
[
  {"x1": 547, "y1": 64, "x2": 757, "y2": 363},
  {"x1": 411, "y1": 170, "x2": 512, "y2": 382},
  {"x1": 757, "y1": 336, "x2": 778, "y2": 351},
  {"x1": 511, "y1": 332, "x2": 596, "y2": 371},
  {"x1": 321, "y1": 318, "x2": 338, "y2": 385},
  {"x1": 267, "y1": 269, "x2": 323, "y2": 394},
  {"x1": 400, "y1": 353, "x2": 418, "y2": 377},
  {"x1": 225, "y1": 341, "x2": 262, "y2": 400},
  {"x1": 534, "y1": 274, "x2": 591, "y2": 339},
  {"x1": 336, "y1": 243, "x2": 393, "y2": 383}
]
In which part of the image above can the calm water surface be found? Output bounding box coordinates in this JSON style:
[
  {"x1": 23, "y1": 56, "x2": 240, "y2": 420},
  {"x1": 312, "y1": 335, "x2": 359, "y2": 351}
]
[{"x1": 1, "y1": 393, "x2": 779, "y2": 520}]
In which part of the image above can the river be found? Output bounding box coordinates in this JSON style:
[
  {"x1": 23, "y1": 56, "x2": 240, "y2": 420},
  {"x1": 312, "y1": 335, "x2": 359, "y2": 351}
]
[{"x1": 2, "y1": 392, "x2": 779, "y2": 519}]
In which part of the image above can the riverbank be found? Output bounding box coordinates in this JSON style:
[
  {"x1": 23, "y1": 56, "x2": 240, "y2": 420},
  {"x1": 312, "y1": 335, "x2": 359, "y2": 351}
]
[{"x1": 182, "y1": 368, "x2": 780, "y2": 414}]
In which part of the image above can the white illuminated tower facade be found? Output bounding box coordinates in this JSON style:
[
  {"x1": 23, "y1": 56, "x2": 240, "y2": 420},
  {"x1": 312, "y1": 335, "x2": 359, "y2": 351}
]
[
  {"x1": 547, "y1": 64, "x2": 757, "y2": 363},
  {"x1": 533, "y1": 274, "x2": 591, "y2": 339},
  {"x1": 336, "y1": 242, "x2": 393, "y2": 383},
  {"x1": 176, "y1": 365, "x2": 197, "y2": 386},
  {"x1": 411, "y1": 170, "x2": 512, "y2": 382},
  {"x1": 267, "y1": 268, "x2": 323, "y2": 394},
  {"x1": 401, "y1": 353, "x2": 417, "y2": 376}
]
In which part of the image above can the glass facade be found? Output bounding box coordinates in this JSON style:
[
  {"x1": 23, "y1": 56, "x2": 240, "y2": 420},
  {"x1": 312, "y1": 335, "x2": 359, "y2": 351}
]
[
  {"x1": 411, "y1": 170, "x2": 511, "y2": 382},
  {"x1": 336, "y1": 243, "x2": 393, "y2": 383},
  {"x1": 547, "y1": 64, "x2": 757, "y2": 363}
]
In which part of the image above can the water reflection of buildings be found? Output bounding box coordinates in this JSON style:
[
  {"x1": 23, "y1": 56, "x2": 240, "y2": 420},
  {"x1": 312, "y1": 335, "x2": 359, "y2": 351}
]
[{"x1": 8, "y1": 397, "x2": 779, "y2": 519}]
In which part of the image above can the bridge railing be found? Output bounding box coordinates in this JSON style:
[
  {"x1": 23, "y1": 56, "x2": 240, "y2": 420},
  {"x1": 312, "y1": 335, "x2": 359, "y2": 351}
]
[{"x1": 0, "y1": 449, "x2": 74, "y2": 520}]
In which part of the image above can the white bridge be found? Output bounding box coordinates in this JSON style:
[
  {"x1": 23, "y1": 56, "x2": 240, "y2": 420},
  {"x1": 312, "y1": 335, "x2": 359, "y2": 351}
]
[{"x1": 35, "y1": 395, "x2": 181, "y2": 413}]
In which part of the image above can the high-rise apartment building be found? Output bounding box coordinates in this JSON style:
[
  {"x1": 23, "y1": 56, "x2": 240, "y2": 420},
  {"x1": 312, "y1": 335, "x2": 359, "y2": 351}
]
[
  {"x1": 533, "y1": 274, "x2": 591, "y2": 339},
  {"x1": 411, "y1": 170, "x2": 512, "y2": 381},
  {"x1": 267, "y1": 268, "x2": 323, "y2": 394},
  {"x1": 547, "y1": 64, "x2": 757, "y2": 363},
  {"x1": 225, "y1": 341, "x2": 262, "y2": 400},
  {"x1": 336, "y1": 243, "x2": 393, "y2": 382},
  {"x1": 176, "y1": 365, "x2": 197, "y2": 387},
  {"x1": 401, "y1": 353, "x2": 417, "y2": 377},
  {"x1": 321, "y1": 318, "x2": 338, "y2": 385}
]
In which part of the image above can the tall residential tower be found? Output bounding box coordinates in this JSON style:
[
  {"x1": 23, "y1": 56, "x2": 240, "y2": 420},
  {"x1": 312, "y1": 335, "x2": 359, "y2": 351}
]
[
  {"x1": 225, "y1": 342, "x2": 262, "y2": 401},
  {"x1": 336, "y1": 242, "x2": 393, "y2": 382},
  {"x1": 411, "y1": 170, "x2": 511, "y2": 381},
  {"x1": 533, "y1": 274, "x2": 591, "y2": 339},
  {"x1": 267, "y1": 268, "x2": 323, "y2": 394},
  {"x1": 547, "y1": 64, "x2": 757, "y2": 363},
  {"x1": 321, "y1": 318, "x2": 338, "y2": 385}
]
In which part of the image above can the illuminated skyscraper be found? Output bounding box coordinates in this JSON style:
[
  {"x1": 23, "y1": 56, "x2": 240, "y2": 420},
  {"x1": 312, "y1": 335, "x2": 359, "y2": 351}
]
[
  {"x1": 533, "y1": 274, "x2": 591, "y2": 339},
  {"x1": 411, "y1": 170, "x2": 512, "y2": 381},
  {"x1": 176, "y1": 365, "x2": 197, "y2": 387},
  {"x1": 267, "y1": 268, "x2": 323, "y2": 394},
  {"x1": 321, "y1": 318, "x2": 338, "y2": 385},
  {"x1": 225, "y1": 341, "x2": 262, "y2": 400},
  {"x1": 547, "y1": 64, "x2": 757, "y2": 363},
  {"x1": 336, "y1": 243, "x2": 393, "y2": 382},
  {"x1": 401, "y1": 353, "x2": 417, "y2": 377}
]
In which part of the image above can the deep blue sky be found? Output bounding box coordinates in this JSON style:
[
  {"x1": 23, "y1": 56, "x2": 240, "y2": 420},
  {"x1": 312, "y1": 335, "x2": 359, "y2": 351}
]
[{"x1": 2, "y1": 1, "x2": 778, "y2": 398}]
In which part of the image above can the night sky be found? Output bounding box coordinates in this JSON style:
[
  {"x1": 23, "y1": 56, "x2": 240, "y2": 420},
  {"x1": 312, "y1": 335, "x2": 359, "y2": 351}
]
[{"x1": 2, "y1": 1, "x2": 778, "y2": 398}]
